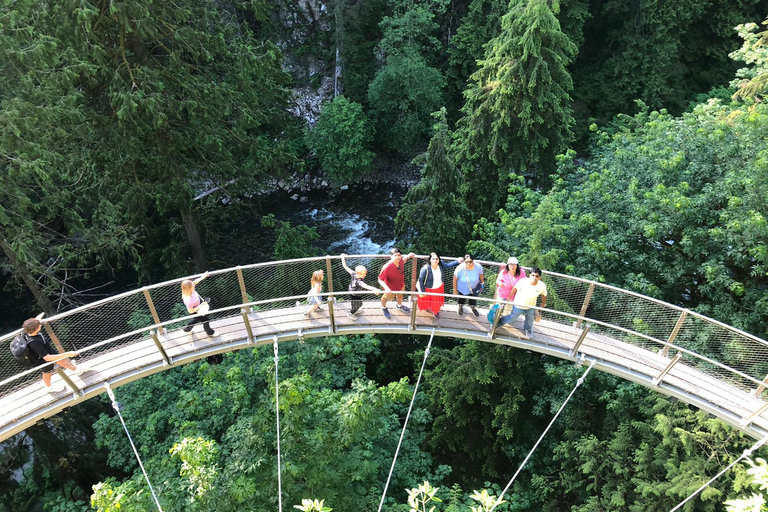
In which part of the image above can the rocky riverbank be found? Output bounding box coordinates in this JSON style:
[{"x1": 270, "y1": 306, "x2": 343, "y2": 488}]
[{"x1": 265, "y1": 158, "x2": 421, "y2": 202}]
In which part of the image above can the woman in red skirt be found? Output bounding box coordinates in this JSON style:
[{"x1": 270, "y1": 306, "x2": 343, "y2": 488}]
[{"x1": 416, "y1": 252, "x2": 463, "y2": 318}]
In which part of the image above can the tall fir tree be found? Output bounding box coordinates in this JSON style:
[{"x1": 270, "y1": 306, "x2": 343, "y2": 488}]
[
  {"x1": 453, "y1": 0, "x2": 577, "y2": 217},
  {"x1": 395, "y1": 108, "x2": 471, "y2": 254},
  {"x1": 367, "y1": 0, "x2": 448, "y2": 156}
]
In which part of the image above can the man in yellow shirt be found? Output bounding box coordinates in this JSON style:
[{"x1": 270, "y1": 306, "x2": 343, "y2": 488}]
[{"x1": 498, "y1": 267, "x2": 547, "y2": 338}]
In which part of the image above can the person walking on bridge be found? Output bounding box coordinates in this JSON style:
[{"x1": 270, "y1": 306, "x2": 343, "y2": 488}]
[
  {"x1": 453, "y1": 254, "x2": 484, "y2": 317},
  {"x1": 181, "y1": 271, "x2": 217, "y2": 336},
  {"x1": 21, "y1": 316, "x2": 83, "y2": 393},
  {"x1": 341, "y1": 254, "x2": 381, "y2": 321},
  {"x1": 498, "y1": 267, "x2": 547, "y2": 338},
  {"x1": 377, "y1": 247, "x2": 416, "y2": 319}
]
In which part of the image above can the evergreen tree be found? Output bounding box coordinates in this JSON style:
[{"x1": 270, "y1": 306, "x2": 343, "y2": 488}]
[
  {"x1": 81, "y1": 0, "x2": 295, "y2": 272},
  {"x1": 367, "y1": 0, "x2": 448, "y2": 156},
  {"x1": 454, "y1": 0, "x2": 577, "y2": 217},
  {"x1": 730, "y1": 17, "x2": 768, "y2": 101},
  {"x1": 0, "y1": 0, "x2": 137, "y2": 312},
  {"x1": 305, "y1": 96, "x2": 375, "y2": 184},
  {"x1": 395, "y1": 108, "x2": 471, "y2": 255}
]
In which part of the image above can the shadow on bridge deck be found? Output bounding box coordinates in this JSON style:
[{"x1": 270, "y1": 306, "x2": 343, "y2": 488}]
[{"x1": 3, "y1": 301, "x2": 768, "y2": 442}]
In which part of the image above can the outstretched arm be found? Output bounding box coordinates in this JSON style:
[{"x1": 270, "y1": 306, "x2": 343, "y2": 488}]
[
  {"x1": 341, "y1": 254, "x2": 354, "y2": 274},
  {"x1": 43, "y1": 351, "x2": 79, "y2": 362},
  {"x1": 193, "y1": 271, "x2": 210, "y2": 286},
  {"x1": 360, "y1": 282, "x2": 382, "y2": 293}
]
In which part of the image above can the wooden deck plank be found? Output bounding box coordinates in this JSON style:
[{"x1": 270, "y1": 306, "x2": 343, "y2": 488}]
[{"x1": 3, "y1": 301, "x2": 768, "y2": 442}]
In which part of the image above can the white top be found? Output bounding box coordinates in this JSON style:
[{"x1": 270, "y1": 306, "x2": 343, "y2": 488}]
[
  {"x1": 513, "y1": 278, "x2": 548, "y2": 309},
  {"x1": 431, "y1": 266, "x2": 443, "y2": 287}
]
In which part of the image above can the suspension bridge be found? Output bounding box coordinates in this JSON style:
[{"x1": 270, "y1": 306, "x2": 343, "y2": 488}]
[{"x1": 2, "y1": 254, "x2": 768, "y2": 447}]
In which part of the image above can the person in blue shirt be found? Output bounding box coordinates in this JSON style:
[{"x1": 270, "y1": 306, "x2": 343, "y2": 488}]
[{"x1": 452, "y1": 254, "x2": 484, "y2": 317}]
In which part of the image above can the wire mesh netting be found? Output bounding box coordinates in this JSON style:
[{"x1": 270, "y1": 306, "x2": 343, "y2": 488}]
[{"x1": 1, "y1": 256, "x2": 767, "y2": 399}]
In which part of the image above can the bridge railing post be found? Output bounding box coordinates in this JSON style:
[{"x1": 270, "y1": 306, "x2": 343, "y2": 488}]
[
  {"x1": 652, "y1": 353, "x2": 682, "y2": 387},
  {"x1": 241, "y1": 308, "x2": 254, "y2": 344},
  {"x1": 569, "y1": 324, "x2": 591, "y2": 358},
  {"x1": 488, "y1": 301, "x2": 503, "y2": 339},
  {"x1": 576, "y1": 283, "x2": 595, "y2": 329},
  {"x1": 328, "y1": 297, "x2": 337, "y2": 334},
  {"x1": 150, "y1": 330, "x2": 171, "y2": 366},
  {"x1": 42, "y1": 323, "x2": 65, "y2": 353},
  {"x1": 661, "y1": 310, "x2": 688, "y2": 357},
  {"x1": 236, "y1": 267, "x2": 250, "y2": 312},
  {"x1": 409, "y1": 296, "x2": 418, "y2": 331},
  {"x1": 57, "y1": 368, "x2": 82, "y2": 397},
  {"x1": 325, "y1": 256, "x2": 335, "y2": 295},
  {"x1": 142, "y1": 289, "x2": 164, "y2": 333},
  {"x1": 753, "y1": 375, "x2": 768, "y2": 398}
]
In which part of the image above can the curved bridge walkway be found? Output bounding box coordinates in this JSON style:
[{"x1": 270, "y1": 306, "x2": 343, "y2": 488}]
[{"x1": 2, "y1": 255, "x2": 768, "y2": 442}]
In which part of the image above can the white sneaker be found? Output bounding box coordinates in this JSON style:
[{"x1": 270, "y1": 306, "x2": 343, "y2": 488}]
[
  {"x1": 347, "y1": 312, "x2": 359, "y2": 320},
  {"x1": 46, "y1": 383, "x2": 65, "y2": 394},
  {"x1": 74, "y1": 364, "x2": 91, "y2": 377}
]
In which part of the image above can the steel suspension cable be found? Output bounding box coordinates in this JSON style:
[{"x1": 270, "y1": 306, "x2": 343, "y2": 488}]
[
  {"x1": 377, "y1": 328, "x2": 436, "y2": 512},
  {"x1": 274, "y1": 335, "x2": 283, "y2": 512},
  {"x1": 104, "y1": 384, "x2": 164, "y2": 512},
  {"x1": 668, "y1": 435, "x2": 768, "y2": 512},
  {"x1": 489, "y1": 359, "x2": 596, "y2": 512}
]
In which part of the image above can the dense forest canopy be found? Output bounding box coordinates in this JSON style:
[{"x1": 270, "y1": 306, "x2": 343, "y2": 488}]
[{"x1": 1, "y1": 0, "x2": 768, "y2": 510}]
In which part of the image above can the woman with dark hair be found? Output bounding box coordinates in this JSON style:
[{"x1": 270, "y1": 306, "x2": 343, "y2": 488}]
[
  {"x1": 496, "y1": 257, "x2": 527, "y2": 313},
  {"x1": 416, "y1": 253, "x2": 463, "y2": 318},
  {"x1": 452, "y1": 253, "x2": 484, "y2": 317}
]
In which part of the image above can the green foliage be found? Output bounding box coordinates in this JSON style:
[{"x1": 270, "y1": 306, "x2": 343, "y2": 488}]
[
  {"x1": 395, "y1": 109, "x2": 471, "y2": 254},
  {"x1": 305, "y1": 96, "x2": 374, "y2": 184},
  {"x1": 89, "y1": 335, "x2": 437, "y2": 512},
  {"x1": 335, "y1": 0, "x2": 391, "y2": 104},
  {"x1": 294, "y1": 498, "x2": 333, "y2": 512},
  {"x1": 469, "y1": 488, "x2": 505, "y2": 512},
  {"x1": 91, "y1": 479, "x2": 150, "y2": 512},
  {"x1": 454, "y1": 0, "x2": 577, "y2": 216},
  {"x1": 261, "y1": 214, "x2": 321, "y2": 261},
  {"x1": 0, "y1": 0, "x2": 297, "y2": 290},
  {"x1": 407, "y1": 481, "x2": 442, "y2": 512},
  {"x1": 480, "y1": 97, "x2": 768, "y2": 338},
  {"x1": 169, "y1": 437, "x2": 219, "y2": 502},
  {"x1": 367, "y1": 0, "x2": 448, "y2": 156},
  {"x1": 726, "y1": 458, "x2": 768, "y2": 511},
  {"x1": 730, "y1": 18, "x2": 768, "y2": 101}
]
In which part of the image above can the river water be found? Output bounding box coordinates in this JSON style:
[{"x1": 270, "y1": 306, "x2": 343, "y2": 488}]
[
  {"x1": 0, "y1": 187, "x2": 406, "y2": 333},
  {"x1": 216, "y1": 186, "x2": 404, "y2": 263}
]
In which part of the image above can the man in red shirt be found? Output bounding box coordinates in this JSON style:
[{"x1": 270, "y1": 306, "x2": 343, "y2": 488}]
[{"x1": 378, "y1": 247, "x2": 416, "y2": 319}]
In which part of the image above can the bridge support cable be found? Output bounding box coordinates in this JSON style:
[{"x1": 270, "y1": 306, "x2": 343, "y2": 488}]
[
  {"x1": 377, "y1": 329, "x2": 436, "y2": 512},
  {"x1": 273, "y1": 335, "x2": 283, "y2": 512},
  {"x1": 490, "y1": 360, "x2": 596, "y2": 512},
  {"x1": 103, "y1": 384, "x2": 164, "y2": 512},
  {"x1": 668, "y1": 435, "x2": 768, "y2": 512}
]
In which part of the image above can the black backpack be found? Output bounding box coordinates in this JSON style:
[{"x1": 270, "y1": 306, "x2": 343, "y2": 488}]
[{"x1": 10, "y1": 333, "x2": 36, "y2": 369}]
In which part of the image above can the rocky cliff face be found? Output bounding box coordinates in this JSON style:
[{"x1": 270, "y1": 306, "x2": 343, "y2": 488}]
[{"x1": 273, "y1": 0, "x2": 336, "y2": 125}]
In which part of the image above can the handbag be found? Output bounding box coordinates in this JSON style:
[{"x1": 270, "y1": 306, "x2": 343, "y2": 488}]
[
  {"x1": 197, "y1": 300, "x2": 210, "y2": 315},
  {"x1": 487, "y1": 304, "x2": 500, "y2": 323},
  {"x1": 462, "y1": 266, "x2": 484, "y2": 296}
]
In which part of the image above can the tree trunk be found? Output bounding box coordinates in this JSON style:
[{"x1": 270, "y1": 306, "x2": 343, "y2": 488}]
[
  {"x1": 179, "y1": 203, "x2": 208, "y2": 270},
  {"x1": 0, "y1": 225, "x2": 56, "y2": 316}
]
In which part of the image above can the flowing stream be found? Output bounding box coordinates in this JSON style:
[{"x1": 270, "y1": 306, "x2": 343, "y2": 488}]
[{"x1": 0, "y1": 187, "x2": 406, "y2": 333}]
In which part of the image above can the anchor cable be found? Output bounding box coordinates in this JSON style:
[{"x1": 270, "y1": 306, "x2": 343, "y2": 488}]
[
  {"x1": 490, "y1": 359, "x2": 596, "y2": 512},
  {"x1": 104, "y1": 384, "x2": 164, "y2": 512},
  {"x1": 377, "y1": 329, "x2": 436, "y2": 512},
  {"x1": 668, "y1": 435, "x2": 768, "y2": 512},
  {"x1": 274, "y1": 335, "x2": 283, "y2": 512}
]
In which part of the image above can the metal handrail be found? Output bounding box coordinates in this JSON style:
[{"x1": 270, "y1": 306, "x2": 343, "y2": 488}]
[{"x1": 1, "y1": 255, "x2": 766, "y2": 400}]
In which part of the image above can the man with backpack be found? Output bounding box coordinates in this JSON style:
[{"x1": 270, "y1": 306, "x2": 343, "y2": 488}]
[{"x1": 13, "y1": 316, "x2": 84, "y2": 393}]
